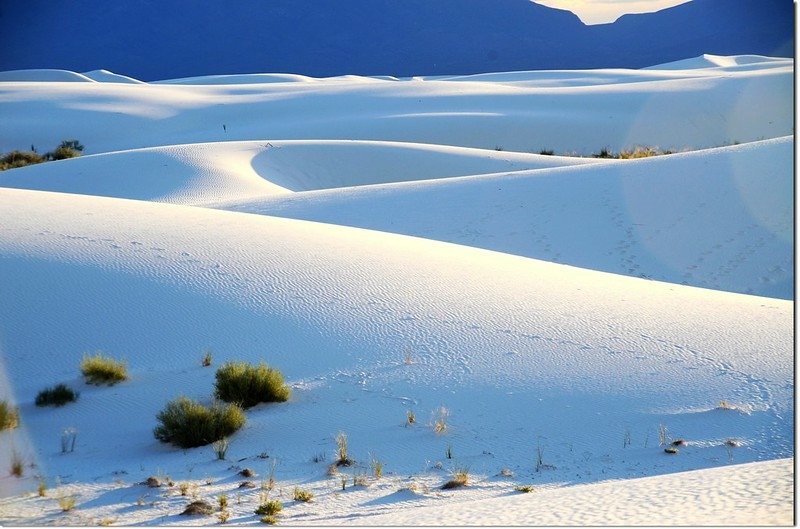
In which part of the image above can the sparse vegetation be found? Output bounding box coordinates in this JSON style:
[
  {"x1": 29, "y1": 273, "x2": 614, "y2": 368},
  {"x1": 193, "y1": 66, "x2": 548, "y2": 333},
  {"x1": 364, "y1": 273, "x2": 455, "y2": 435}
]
[
  {"x1": 202, "y1": 349, "x2": 213, "y2": 367},
  {"x1": 293, "y1": 487, "x2": 313, "y2": 502},
  {"x1": 369, "y1": 454, "x2": 383, "y2": 479},
  {"x1": 664, "y1": 446, "x2": 679, "y2": 454},
  {"x1": 61, "y1": 427, "x2": 78, "y2": 453},
  {"x1": 181, "y1": 500, "x2": 214, "y2": 516},
  {"x1": 240, "y1": 467, "x2": 255, "y2": 477},
  {"x1": 0, "y1": 140, "x2": 85, "y2": 171},
  {"x1": 406, "y1": 410, "x2": 416, "y2": 426},
  {"x1": 441, "y1": 468, "x2": 469, "y2": 489},
  {"x1": 592, "y1": 145, "x2": 673, "y2": 159},
  {"x1": 671, "y1": 439, "x2": 687, "y2": 446},
  {"x1": 214, "y1": 361, "x2": 290, "y2": 408},
  {"x1": 218, "y1": 494, "x2": 228, "y2": 510},
  {"x1": 658, "y1": 423, "x2": 669, "y2": 446},
  {"x1": 260, "y1": 515, "x2": 279, "y2": 525},
  {"x1": 515, "y1": 484, "x2": 536, "y2": 493},
  {"x1": 0, "y1": 400, "x2": 19, "y2": 430},
  {"x1": 10, "y1": 450, "x2": 24, "y2": 477},
  {"x1": 36, "y1": 384, "x2": 79, "y2": 407},
  {"x1": 432, "y1": 406, "x2": 449, "y2": 435},
  {"x1": 255, "y1": 499, "x2": 283, "y2": 516},
  {"x1": 153, "y1": 396, "x2": 246, "y2": 448},
  {"x1": 80, "y1": 352, "x2": 128, "y2": 385},
  {"x1": 38, "y1": 479, "x2": 48, "y2": 497},
  {"x1": 217, "y1": 510, "x2": 230, "y2": 524},
  {"x1": 58, "y1": 492, "x2": 77, "y2": 512},
  {"x1": 212, "y1": 437, "x2": 230, "y2": 460},
  {"x1": 0, "y1": 150, "x2": 44, "y2": 170},
  {"x1": 335, "y1": 431, "x2": 353, "y2": 466},
  {"x1": 539, "y1": 149, "x2": 555, "y2": 156}
]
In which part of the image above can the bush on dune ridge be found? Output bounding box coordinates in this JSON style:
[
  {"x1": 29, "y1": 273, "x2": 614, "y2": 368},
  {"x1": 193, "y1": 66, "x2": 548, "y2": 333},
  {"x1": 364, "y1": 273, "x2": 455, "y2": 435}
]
[
  {"x1": 214, "y1": 361, "x2": 290, "y2": 408},
  {"x1": 81, "y1": 352, "x2": 128, "y2": 385},
  {"x1": 0, "y1": 140, "x2": 84, "y2": 171},
  {"x1": 154, "y1": 396, "x2": 245, "y2": 448}
]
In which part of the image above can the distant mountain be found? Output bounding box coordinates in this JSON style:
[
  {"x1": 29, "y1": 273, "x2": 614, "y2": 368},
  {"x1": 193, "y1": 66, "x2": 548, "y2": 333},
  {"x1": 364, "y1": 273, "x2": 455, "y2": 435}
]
[{"x1": 0, "y1": 0, "x2": 792, "y2": 80}]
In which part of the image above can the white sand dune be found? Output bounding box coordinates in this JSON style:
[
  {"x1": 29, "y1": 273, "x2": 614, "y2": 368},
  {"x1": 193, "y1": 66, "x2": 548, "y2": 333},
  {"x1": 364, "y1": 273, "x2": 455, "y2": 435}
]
[
  {"x1": 0, "y1": 56, "x2": 793, "y2": 525},
  {"x1": 0, "y1": 69, "x2": 96, "y2": 83},
  {"x1": 0, "y1": 140, "x2": 599, "y2": 203},
  {"x1": 0, "y1": 57, "x2": 791, "y2": 156},
  {"x1": 356, "y1": 458, "x2": 794, "y2": 526},
  {"x1": 223, "y1": 137, "x2": 793, "y2": 299}
]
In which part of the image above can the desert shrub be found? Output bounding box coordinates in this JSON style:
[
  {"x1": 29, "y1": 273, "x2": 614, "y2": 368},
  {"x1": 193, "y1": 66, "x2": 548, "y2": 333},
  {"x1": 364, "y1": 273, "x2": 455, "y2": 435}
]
[
  {"x1": 45, "y1": 140, "x2": 84, "y2": 161},
  {"x1": 593, "y1": 147, "x2": 615, "y2": 159},
  {"x1": 255, "y1": 499, "x2": 283, "y2": 516},
  {"x1": 153, "y1": 396, "x2": 245, "y2": 448},
  {"x1": 515, "y1": 484, "x2": 536, "y2": 493},
  {"x1": 202, "y1": 349, "x2": 213, "y2": 367},
  {"x1": 334, "y1": 431, "x2": 353, "y2": 466},
  {"x1": 538, "y1": 149, "x2": 555, "y2": 156},
  {"x1": 0, "y1": 150, "x2": 45, "y2": 170},
  {"x1": 0, "y1": 400, "x2": 19, "y2": 430},
  {"x1": 214, "y1": 361, "x2": 290, "y2": 408},
  {"x1": 58, "y1": 493, "x2": 76, "y2": 512},
  {"x1": 10, "y1": 450, "x2": 24, "y2": 477},
  {"x1": 293, "y1": 487, "x2": 313, "y2": 502},
  {"x1": 619, "y1": 146, "x2": 663, "y2": 159},
  {"x1": 35, "y1": 384, "x2": 79, "y2": 407},
  {"x1": 664, "y1": 446, "x2": 679, "y2": 454},
  {"x1": 260, "y1": 515, "x2": 278, "y2": 525},
  {"x1": 441, "y1": 468, "x2": 469, "y2": 489},
  {"x1": 80, "y1": 352, "x2": 128, "y2": 385},
  {"x1": 181, "y1": 500, "x2": 214, "y2": 516}
]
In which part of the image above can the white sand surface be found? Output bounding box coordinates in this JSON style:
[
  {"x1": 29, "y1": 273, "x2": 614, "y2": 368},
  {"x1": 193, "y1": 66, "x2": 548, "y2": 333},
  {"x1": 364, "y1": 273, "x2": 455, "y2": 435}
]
[{"x1": 0, "y1": 56, "x2": 792, "y2": 525}]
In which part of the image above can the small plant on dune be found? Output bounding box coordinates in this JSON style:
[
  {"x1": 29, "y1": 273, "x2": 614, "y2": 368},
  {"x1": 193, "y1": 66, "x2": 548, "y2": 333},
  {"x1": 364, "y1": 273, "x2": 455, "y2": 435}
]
[
  {"x1": 179, "y1": 483, "x2": 190, "y2": 496},
  {"x1": 153, "y1": 396, "x2": 246, "y2": 448},
  {"x1": 202, "y1": 349, "x2": 213, "y2": 367},
  {"x1": 214, "y1": 361, "x2": 290, "y2": 408},
  {"x1": 406, "y1": 409, "x2": 416, "y2": 426},
  {"x1": 446, "y1": 444, "x2": 453, "y2": 459},
  {"x1": 261, "y1": 515, "x2": 279, "y2": 525},
  {"x1": 0, "y1": 400, "x2": 19, "y2": 430},
  {"x1": 515, "y1": 484, "x2": 536, "y2": 493},
  {"x1": 0, "y1": 150, "x2": 45, "y2": 170},
  {"x1": 353, "y1": 471, "x2": 369, "y2": 487},
  {"x1": 10, "y1": 449, "x2": 24, "y2": 477},
  {"x1": 293, "y1": 487, "x2": 313, "y2": 502},
  {"x1": 181, "y1": 500, "x2": 214, "y2": 516},
  {"x1": 212, "y1": 437, "x2": 230, "y2": 460},
  {"x1": 255, "y1": 499, "x2": 283, "y2": 516},
  {"x1": 618, "y1": 146, "x2": 664, "y2": 159},
  {"x1": 217, "y1": 510, "x2": 230, "y2": 524},
  {"x1": 217, "y1": 494, "x2": 228, "y2": 510},
  {"x1": 57, "y1": 492, "x2": 77, "y2": 512},
  {"x1": 538, "y1": 149, "x2": 555, "y2": 156},
  {"x1": 658, "y1": 423, "x2": 669, "y2": 446},
  {"x1": 98, "y1": 518, "x2": 115, "y2": 526},
  {"x1": 38, "y1": 479, "x2": 48, "y2": 497},
  {"x1": 36, "y1": 384, "x2": 79, "y2": 407},
  {"x1": 335, "y1": 431, "x2": 353, "y2": 466},
  {"x1": 441, "y1": 467, "x2": 469, "y2": 490},
  {"x1": 369, "y1": 453, "x2": 383, "y2": 479},
  {"x1": 593, "y1": 147, "x2": 615, "y2": 159},
  {"x1": 61, "y1": 427, "x2": 78, "y2": 453},
  {"x1": 432, "y1": 406, "x2": 449, "y2": 435},
  {"x1": 80, "y1": 352, "x2": 128, "y2": 385},
  {"x1": 45, "y1": 140, "x2": 84, "y2": 161},
  {"x1": 664, "y1": 446, "x2": 679, "y2": 455}
]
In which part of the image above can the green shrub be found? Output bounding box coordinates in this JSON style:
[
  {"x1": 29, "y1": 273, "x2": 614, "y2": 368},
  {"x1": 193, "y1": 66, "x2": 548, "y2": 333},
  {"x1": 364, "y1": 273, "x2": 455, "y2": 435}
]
[
  {"x1": 153, "y1": 396, "x2": 245, "y2": 448},
  {"x1": 292, "y1": 487, "x2": 313, "y2": 502},
  {"x1": 255, "y1": 499, "x2": 283, "y2": 516},
  {"x1": 214, "y1": 362, "x2": 290, "y2": 408},
  {"x1": 0, "y1": 400, "x2": 19, "y2": 430},
  {"x1": 81, "y1": 352, "x2": 128, "y2": 385},
  {"x1": 35, "y1": 384, "x2": 79, "y2": 407},
  {"x1": 0, "y1": 150, "x2": 45, "y2": 171},
  {"x1": 45, "y1": 140, "x2": 84, "y2": 161}
]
